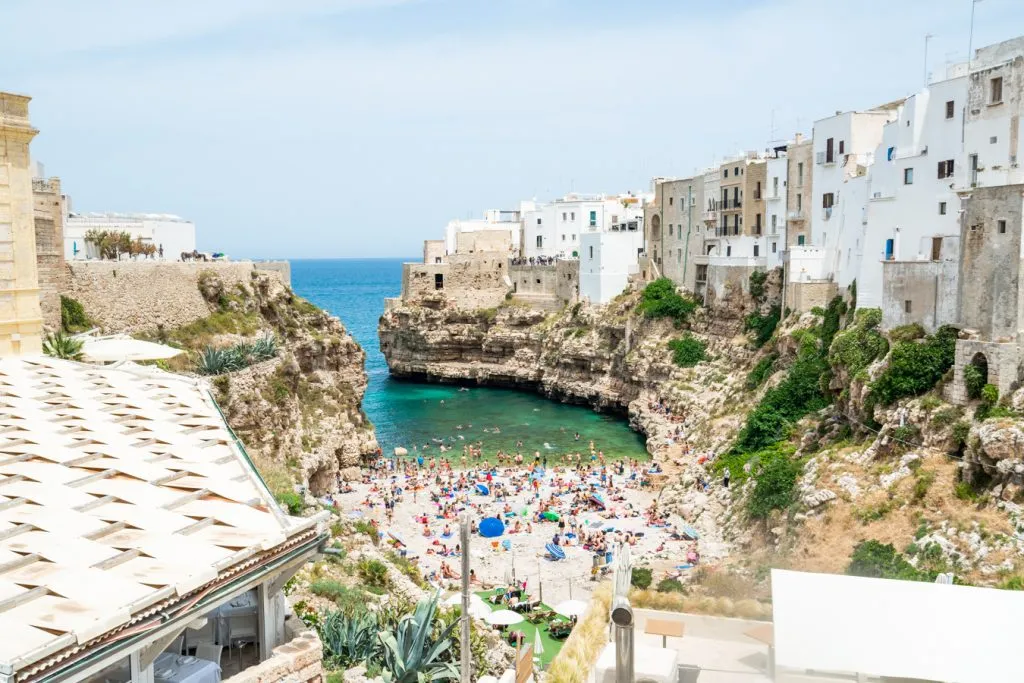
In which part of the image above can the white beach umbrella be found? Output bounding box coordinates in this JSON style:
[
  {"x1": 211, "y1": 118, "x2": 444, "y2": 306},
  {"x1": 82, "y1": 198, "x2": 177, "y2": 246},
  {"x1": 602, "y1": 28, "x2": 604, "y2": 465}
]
[
  {"x1": 533, "y1": 628, "x2": 545, "y2": 658},
  {"x1": 443, "y1": 592, "x2": 484, "y2": 607},
  {"x1": 469, "y1": 602, "x2": 491, "y2": 620},
  {"x1": 553, "y1": 599, "x2": 588, "y2": 618},
  {"x1": 485, "y1": 610, "x2": 524, "y2": 626},
  {"x1": 82, "y1": 337, "x2": 184, "y2": 362}
]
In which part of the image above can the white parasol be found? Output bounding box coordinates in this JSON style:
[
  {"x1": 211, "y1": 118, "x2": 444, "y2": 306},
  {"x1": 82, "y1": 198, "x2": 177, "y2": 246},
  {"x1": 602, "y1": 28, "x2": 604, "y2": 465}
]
[
  {"x1": 485, "y1": 609, "x2": 524, "y2": 626},
  {"x1": 81, "y1": 336, "x2": 184, "y2": 362},
  {"x1": 443, "y1": 592, "x2": 484, "y2": 607},
  {"x1": 533, "y1": 628, "x2": 545, "y2": 658},
  {"x1": 553, "y1": 599, "x2": 588, "y2": 618}
]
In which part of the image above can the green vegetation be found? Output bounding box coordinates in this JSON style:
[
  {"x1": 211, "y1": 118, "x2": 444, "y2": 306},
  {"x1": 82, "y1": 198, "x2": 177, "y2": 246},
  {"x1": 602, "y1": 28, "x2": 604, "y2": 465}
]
[
  {"x1": 749, "y1": 270, "x2": 769, "y2": 301},
  {"x1": 963, "y1": 363, "x2": 986, "y2": 400},
  {"x1": 386, "y1": 551, "x2": 427, "y2": 588},
  {"x1": 745, "y1": 305, "x2": 781, "y2": 348},
  {"x1": 929, "y1": 405, "x2": 961, "y2": 429},
  {"x1": 869, "y1": 326, "x2": 957, "y2": 406},
  {"x1": 630, "y1": 567, "x2": 653, "y2": 589},
  {"x1": 847, "y1": 540, "x2": 929, "y2": 581},
  {"x1": 196, "y1": 335, "x2": 278, "y2": 375},
  {"x1": 310, "y1": 581, "x2": 372, "y2": 612},
  {"x1": 637, "y1": 278, "x2": 698, "y2": 324},
  {"x1": 745, "y1": 354, "x2": 778, "y2": 389},
  {"x1": 828, "y1": 308, "x2": 888, "y2": 377},
  {"x1": 42, "y1": 331, "x2": 84, "y2": 361},
  {"x1": 357, "y1": 558, "x2": 391, "y2": 590},
  {"x1": 955, "y1": 480, "x2": 982, "y2": 502},
  {"x1": 60, "y1": 295, "x2": 91, "y2": 332},
  {"x1": 952, "y1": 421, "x2": 971, "y2": 449},
  {"x1": 668, "y1": 334, "x2": 707, "y2": 367},
  {"x1": 84, "y1": 228, "x2": 157, "y2": 259},
  {"x1": 888, "y1": 323, "x2": 926, "y2": 343},
  {"x1": 912, "y1": 469, "x2": 936, "y2": 503},
  {"x1": 655, "y1": 577, "x2": 686, "y2": 593},
  {"x1": 275, "y1": 490, "x2": 304, "y2": 515},
  {"x1": 746, "y1": 449, "x2": 803, "y2": 519}
]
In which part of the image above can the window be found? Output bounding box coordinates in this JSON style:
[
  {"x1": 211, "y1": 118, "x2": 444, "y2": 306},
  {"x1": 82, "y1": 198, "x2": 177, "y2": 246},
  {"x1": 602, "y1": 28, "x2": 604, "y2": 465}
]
[
  {"x1": 797, "y1": 162, "x2": 804, "y2": 186},
  {"x1": 723, "y1": 169, "x2": 728, "y2": 178},
  {"x1": 999, "y1": 220, "x2": 1007, "y2": 234},
  {"x1": 797, "y1": 193, "x2": 803, "y2": 210},
  {"x1": 903, "y1": 168, "x2": 914, "y2": 185},
  {"x1": 753, "y1": 244, "x2": 760, "y2": 257},
  {"x1": 772, "y1": 241, "x2": 777, "y2": 253},
  {"x1": 588, "y1": 246, "x2": 594, "y2": 259},
  {"x1": 536, "y1": 235, "x2": 543, "y2": 248},
  {"x1": 669, "y1": 224, "x2": 674, "y2": 236},
  {"x1": 797, "y1": 234, "x2": 805, "y2": 246},
  {"x1": 939, "y1": 202, "x2": 947, "y2": 215},
  {"x1": 991, "y1": 76, "x2": 1004, "y2": 104},
  {"x1": 755, "y1": 181, "x2": 762, "y2": 200},
  {"x1": 561, "y1": 234, "x2": 565, "y2": 241},
  {"x1": 589, "y1": 210, "x2": 596, "y2": 227},
  {"x1": 773, "y1": 176, "x2": 779, "y2": 196},
  {"x1": 611, "y1": 215, "x2": 618, "y2": 223},
  {"x1": 990, "y1": 136, "x2": 998, "y2": 144},
  {"x1": 771, "y1": 214, "x2": 777, "y2": 232},
  {"x1": 669, "y1": 197, "x2": 674, "y2": 206},
  {"x1": 822, "y1": 192, "x2": 835, "y2": 209},
  {"x1": 676, "y1": 250, "x2": 681, "y2": 263},
  {"x1": 755, "y1": 213, "x2": 762, "y2": 235},
  {"x1": 885, "y1": 238, "x2": 894, "y2": 260},
  {"x1": 904, "y1": 300, "x2": 912, "y2": 314},
  {"x1": 562, "y1": 212, "x2": 567, "y2": 220},
  {"x1": 572, "y1": 234, "x2": 576, "y2": 241},
  {"x1": 931, "y1": 237, "x2": 942, "y2": 260},
  {"x1": 434, "y1": 273, "x2": 444, "y2": 290},
  {"x1": 838, "y1": 140, "x2": 845, "y2": 154},
  {"x1": 570, "y1": 212, "x2": 575, "y2": 221},
  {"x1": 826, "y1": 137, "x2": 834, "y2": 163},
  {"x1": 435, "y1": 257, "x2": 442, "y2": 264},
  {"x1": 945, "y1": 100, "x2": 955, "y2": 119},
  {"x1": 937, "y1": 159, "x2": 954, "y2": 179},
  {"x1": 734, "y1": 167, "x2": 739, "y2": 175},
  {"x1": 536, "y1": 218, "x2": 542, "y2": 225},
  {"x1": 726, "y1": 246, "x2": 732, "y2": 257}
]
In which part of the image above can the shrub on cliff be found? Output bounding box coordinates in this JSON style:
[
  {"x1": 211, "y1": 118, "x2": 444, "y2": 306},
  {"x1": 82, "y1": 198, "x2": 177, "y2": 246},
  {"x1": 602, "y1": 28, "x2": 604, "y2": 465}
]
[
  {"x1": 638, "y1": 278, "x2": 697, "y2": 324},
  {"x1": 846, "y1": 540, "x2": 927, "y2": 582},
  {"x1": 746, "y1": 448, "x2": 803, "y2": 519},
  {"x1": 668, "y1": 334, "x2": 706, "y2": 367},
  {"x1": 60, "y1": 295, "x2": 91, "y2": 333},
  {"x1": 744, "y1": 305, "x2": 781, "y2": 348},
  {"x1": 745, "y1": 354, "x2": 778, "y2": 389},
  {"x1": 869, "y1": 326, "x2": 957, "y2": 406},
  {"x1": 828, "y1": 307, "x2": 888, "y2": 377}
]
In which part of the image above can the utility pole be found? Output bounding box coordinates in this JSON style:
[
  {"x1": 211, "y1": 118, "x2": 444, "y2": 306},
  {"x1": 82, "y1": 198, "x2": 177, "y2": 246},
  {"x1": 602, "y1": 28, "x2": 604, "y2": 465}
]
[{"x1": 459, "y1": 513, "x2": 471, "y2": 683}]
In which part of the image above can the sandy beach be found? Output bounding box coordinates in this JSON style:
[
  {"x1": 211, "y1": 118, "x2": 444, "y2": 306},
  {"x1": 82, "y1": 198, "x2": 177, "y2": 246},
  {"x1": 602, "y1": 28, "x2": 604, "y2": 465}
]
[{"x1": 327, "y1": 456, "x2": 704, "y2": 606}]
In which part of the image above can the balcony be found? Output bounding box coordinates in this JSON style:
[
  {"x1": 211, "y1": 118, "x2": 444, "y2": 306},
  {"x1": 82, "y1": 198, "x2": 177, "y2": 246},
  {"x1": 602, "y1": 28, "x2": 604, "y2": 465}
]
[
  {"x1": 816, "y1": 151, "x2": 836, "y2": 165},
  {"x1": 720, "y1": 199, "x2": 742, "y2": 210},
  {"x1": 822, "y1": 207, "x2": 833, "y2": 221},
  {"x1": 765, "y1": 191, "x2": 783, "y2": 201},
  {"x1": 703, "y1": 209, "x2": 718, "y2": 223},
  {"x1": 787, "y1": 209, "x2": 805, "y2": 221}
]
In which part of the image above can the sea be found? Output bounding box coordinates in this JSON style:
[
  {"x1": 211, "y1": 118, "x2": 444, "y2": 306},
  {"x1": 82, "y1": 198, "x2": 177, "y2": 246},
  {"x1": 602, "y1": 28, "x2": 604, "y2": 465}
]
[{"x1": 290, "y1": 259, "x2": 649, "y2": 461}]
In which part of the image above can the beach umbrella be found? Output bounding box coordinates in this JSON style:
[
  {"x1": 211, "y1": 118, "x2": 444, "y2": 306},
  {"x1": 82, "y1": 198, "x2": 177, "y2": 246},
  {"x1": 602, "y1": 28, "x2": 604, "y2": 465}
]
[
  {"x1": 533, "y1": 628, "x2": 545, "y2": 659},
  {"x1": 444, "y1": 593, "x2": 484, "y2": 607},
  {"x1": 475, "y1": 483, "x2": 490, "y2": 496},
  {"x1": 388, "y1": 530, "x2": 407, "y2": 547},
  {"x1": 486, "y1": 610, "x2": 524, "y2": 626},
  {"x1": 479, "y1": 517, "x2": 505, "y2": 538},
  {"x1": 553, "y1": 599, "x2": 588, "y2": 618},
  {"x1": 469, "y1": 602, "x2": 491, "y2": 620}
]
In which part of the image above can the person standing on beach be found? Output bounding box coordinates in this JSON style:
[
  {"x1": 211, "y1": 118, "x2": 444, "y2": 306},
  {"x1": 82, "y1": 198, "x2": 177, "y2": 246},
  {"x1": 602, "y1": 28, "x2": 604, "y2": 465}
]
[{"x1": 723, "y1": 467, "x2": 731, "y2": 488}]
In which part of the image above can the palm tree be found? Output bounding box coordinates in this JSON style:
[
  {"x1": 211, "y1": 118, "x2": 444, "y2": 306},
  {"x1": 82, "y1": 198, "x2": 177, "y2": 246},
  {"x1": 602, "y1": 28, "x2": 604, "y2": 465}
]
[{"x1": 42, "y1": 331, "x2": 85, "y2": 361}]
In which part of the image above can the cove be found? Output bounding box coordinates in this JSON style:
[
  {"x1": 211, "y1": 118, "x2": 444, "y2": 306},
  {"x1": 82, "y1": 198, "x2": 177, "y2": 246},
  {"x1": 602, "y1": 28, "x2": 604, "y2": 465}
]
[{"x1": 290, "y1": 258, "x2": 649, "y2": 461}]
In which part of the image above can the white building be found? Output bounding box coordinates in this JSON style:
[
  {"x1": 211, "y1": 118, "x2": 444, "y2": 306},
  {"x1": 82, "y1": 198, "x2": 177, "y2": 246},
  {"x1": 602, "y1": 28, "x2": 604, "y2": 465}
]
[
  {"x1": 579, "y1": 222, "x2": 645, "y2": 304},
  {"x1": 765, "y1": 149, "x2": 789, "y2": 267},
  {"x1": 521, "y1": 193, "x2": 647, "y2": 261},
  {"x1": 443, "y1": 208, "x2": 522, "y2": 255},
  {"x1": 65, "y1": 211, "x2": 197, "y2": 261}
]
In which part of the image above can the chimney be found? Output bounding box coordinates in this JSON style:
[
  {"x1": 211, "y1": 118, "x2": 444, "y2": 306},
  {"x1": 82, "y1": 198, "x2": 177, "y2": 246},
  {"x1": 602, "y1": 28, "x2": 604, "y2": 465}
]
[{"x1": 794, "y1": 133, "x2": 804, "y2": 144}]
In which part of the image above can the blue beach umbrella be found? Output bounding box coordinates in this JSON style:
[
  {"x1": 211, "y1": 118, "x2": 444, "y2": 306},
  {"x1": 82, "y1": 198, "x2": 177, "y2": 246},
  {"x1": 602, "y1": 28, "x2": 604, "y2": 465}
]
[
  {"x1": 475, "y1": 483, "x2": 490, "y2": 496},
  {"x1": 479, "y1": 517, "x2": 505, "y2": 538}
]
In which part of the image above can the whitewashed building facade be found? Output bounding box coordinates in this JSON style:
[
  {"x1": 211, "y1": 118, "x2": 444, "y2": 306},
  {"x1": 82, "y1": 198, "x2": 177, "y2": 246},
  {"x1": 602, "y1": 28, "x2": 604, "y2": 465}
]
[{"x1": 64, "y1": 212, "x2": 196, "y2": 261}]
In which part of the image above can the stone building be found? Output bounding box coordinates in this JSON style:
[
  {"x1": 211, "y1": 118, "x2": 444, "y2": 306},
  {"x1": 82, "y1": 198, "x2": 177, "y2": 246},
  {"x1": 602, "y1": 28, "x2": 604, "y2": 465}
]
[
  {"x1": 946, "y1": 184, "x2": 1024, "y2": 404},
  {"x1": 645, "y1": 176, "x2": 705, "y2": 291},
  {"x1": 785, "y1": 135, "x2": 812, "y2": 248},
  {"x1": 0, "y1": 92, "x2": 43, "y2": 356},
  {"x1": 32, "y1": 175, "x2": 66, "y2": 330}
]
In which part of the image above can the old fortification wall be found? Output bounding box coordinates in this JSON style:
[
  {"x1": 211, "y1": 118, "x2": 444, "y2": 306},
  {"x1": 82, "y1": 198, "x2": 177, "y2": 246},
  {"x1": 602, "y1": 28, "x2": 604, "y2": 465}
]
[
  {"x1": 65, "y1": 261, "x2": 291, "y2": 333},
  {"x1": 401, "y1": 254, "x2": 509, "y2": 309},
  {"x1": 33, "y1": 177, "x2": 66, "y2": 331}
]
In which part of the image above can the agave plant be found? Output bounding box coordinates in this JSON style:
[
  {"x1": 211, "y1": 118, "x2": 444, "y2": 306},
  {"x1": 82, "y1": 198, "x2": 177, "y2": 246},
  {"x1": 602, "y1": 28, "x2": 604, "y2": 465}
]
[
  {"x1": 197, "y1": 347, "x2": 232, "y2": 375},
  {"x1": 42, "y1": 331, "x2": 85, "y2": 361},
  {"x1": 379, "y1": 594, "x2": 459, "y2": 683},
  {"x1": 250, "y1": 334, "x2": 278, "y2": 361},
  {"x1": 320, "y1": 609, "x2": 379, "y2": 668}
]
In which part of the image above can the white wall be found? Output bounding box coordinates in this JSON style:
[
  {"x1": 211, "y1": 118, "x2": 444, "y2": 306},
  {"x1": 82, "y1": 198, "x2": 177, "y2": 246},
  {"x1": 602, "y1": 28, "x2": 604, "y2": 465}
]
[
  {"x1": 579, "y1": 230, "x2": 645, "y2": 304},
  {"x1": 64, "y1": 215, "x2": 196, "y2": 261},
  {"x1": 765, "y1": 154, "x2": 788, "y2": 268},
  {"x1": 444, "y1": 213, "x2": 520, "y2": 254}
]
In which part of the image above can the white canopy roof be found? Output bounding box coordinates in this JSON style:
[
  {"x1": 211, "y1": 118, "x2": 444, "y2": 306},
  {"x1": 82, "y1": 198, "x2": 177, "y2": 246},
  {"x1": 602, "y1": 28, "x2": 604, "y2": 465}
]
[
  {"x1": 81, "y1": 335, "x2": 184, "y2": 362},
  {"x1": 771, "y1": 568, "x2": 1024, "y2": 683}
]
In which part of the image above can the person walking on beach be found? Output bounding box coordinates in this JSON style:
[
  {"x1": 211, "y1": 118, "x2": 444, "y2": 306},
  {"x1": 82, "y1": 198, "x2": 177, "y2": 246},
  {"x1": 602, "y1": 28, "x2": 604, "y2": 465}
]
[{"x1": 723, "y1": 467, "x2": 731, "y2": 489}]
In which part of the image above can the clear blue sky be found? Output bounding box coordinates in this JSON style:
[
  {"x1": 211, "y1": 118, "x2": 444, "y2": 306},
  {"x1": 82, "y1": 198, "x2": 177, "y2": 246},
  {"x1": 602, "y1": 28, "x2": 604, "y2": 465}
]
[{"x1": 2, "y1": 0, "x2": 1022, "y2": 258}]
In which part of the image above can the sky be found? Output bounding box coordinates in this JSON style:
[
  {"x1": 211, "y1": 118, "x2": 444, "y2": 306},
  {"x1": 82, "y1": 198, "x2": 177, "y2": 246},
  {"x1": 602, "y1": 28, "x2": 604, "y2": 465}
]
[{"x1": 2, "y1": 0, "x2": 1023, "y2": 259}]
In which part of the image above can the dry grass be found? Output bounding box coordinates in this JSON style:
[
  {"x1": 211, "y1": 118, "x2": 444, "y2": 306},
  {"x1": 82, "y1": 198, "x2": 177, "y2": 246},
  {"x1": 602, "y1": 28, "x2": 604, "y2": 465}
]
[
  {"x1": 547, "y1": 582, "x2": 613, "y2": 683},
  {"x1": 629, "y1": 589, "x2": 770, "y2": 620}
]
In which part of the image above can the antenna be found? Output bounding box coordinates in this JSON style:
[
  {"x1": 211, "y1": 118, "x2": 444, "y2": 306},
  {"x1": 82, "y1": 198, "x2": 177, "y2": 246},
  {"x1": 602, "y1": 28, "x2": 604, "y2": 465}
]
[{"x1": 924, "y1": 33, "x2": 934, "y2": 86}]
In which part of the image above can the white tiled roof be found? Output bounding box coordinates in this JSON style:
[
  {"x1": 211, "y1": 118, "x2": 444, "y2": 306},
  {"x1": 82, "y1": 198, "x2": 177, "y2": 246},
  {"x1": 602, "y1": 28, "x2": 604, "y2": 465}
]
[{"x1": 0, "y1": 357, "x2": 316, "y2": 678}]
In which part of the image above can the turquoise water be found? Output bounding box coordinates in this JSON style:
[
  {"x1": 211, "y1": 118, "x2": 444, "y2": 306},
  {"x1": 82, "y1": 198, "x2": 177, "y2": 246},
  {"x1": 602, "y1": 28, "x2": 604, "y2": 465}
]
[{"x1": 290, "y1": 259, "x2": 648, "y2": 461}]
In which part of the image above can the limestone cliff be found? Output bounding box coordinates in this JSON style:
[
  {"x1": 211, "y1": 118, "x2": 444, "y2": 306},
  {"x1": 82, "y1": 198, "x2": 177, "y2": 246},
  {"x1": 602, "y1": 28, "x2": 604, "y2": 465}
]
[{"x1": 63, "y1": 262, "x2": 377, "y2": 496}]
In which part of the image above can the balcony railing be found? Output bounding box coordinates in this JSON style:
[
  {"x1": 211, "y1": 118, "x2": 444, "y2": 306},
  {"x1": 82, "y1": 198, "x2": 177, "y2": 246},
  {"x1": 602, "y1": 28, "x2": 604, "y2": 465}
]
[
  {"x1": 816, "y1": 151, "x2": 836, "y2": 165},
  {"x1": 719, "y1": 199, "x2": 742, "y2": 210},
  {"x1": 787, "y1": 209, "x2": 805, "y2": 221},
  {"x1": 822, "y1": 207, "x2": 833, "y2": 221}
]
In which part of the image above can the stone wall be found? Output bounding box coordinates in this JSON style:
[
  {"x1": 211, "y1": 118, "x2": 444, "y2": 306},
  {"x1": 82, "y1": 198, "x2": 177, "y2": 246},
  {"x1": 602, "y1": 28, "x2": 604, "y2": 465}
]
[
  {"x1": 556, "y1": 259, "x2": 579, "y2": 304},
  {"x1": 222, "y1": 620, "x2": 322, "y2": 683},
  {"x1": 33, "y1": 177, "x2": 65, "y2": 331},
  {"x1": 423, "y1": 239, "x2": 446, "y2": 264},
  {"x1": 704, "y1": 264, "x2": 759, "y2": 305},
  {"x1": 946, "y1": 339, "x2": 1022, "y2": 404},
  {"x1": 401, "y1": 254, "x2": 509, "y2": 309},
  {"x1": 958, "y1": 184, "x2": 1024, "y2": 341},
  {"x1": 785, "y1": 139, "x2": 812, "y2": 247},
  {"x1": 455, "y1": 229, "x2": 513, "y2": 254},
  {"x1": 64, "y1": 261, "x2": 290, "y2": 333},
  {"x1": 881, "y1": 236, "x2": 960, "y2": 332},
  {"x1": 785, "y1": 280, "x2": 837, "y2": 312}
]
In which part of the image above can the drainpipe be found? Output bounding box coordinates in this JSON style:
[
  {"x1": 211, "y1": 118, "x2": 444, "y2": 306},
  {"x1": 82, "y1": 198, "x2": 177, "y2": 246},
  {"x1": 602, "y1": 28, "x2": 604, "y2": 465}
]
[
  {"x1": 660, "y1": 184, "x2": 665, "y2": 279},
  {"x1": 682, "y1": 184, "x2": 693, "y2": 290}
]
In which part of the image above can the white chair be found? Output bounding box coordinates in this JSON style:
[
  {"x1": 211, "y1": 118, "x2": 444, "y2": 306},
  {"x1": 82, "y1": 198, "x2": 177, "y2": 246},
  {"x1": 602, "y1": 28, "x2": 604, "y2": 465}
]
[
  {"x1": 228, "y1": 614, "x2": 259, "y2": 665},
  {"x1": 195, "y1": 643, "x2": 222, "y2": 669},
  {"x1": 185, "y1": 620, "x2": 216, "y2": 653}
]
